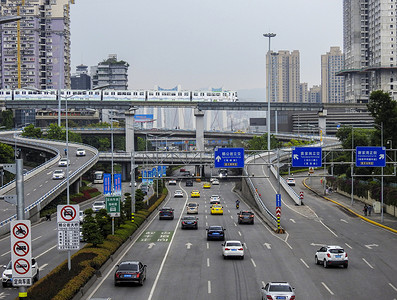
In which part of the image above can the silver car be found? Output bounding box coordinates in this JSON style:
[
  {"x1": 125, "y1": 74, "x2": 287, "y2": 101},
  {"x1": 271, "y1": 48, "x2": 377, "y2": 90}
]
[
  {"x1": 261, "y1": 282, "x2": 295, "y2": 300},
  {"x1": 92, "y1": 200, "x2": 106, "y2": 212}
]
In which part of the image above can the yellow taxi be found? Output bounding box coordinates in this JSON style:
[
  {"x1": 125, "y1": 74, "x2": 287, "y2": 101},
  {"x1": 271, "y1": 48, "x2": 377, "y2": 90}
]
[
  {"x1": 210, "y1": 204, "x2": 223, "y2": 215},
  {"x1": 203, "y1": 182, "x2": 211, "y2": 189},
  {"x1": 191, "y1": 190, "x2": 201, "y2": 198}
]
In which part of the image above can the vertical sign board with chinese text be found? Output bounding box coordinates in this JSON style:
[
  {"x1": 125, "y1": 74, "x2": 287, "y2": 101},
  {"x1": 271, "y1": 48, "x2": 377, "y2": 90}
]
[
  {"x1": 214, "y1": 148, "x2": 245, "y2": 168},
  {"x1": 113, "y1": 173, "x2": 122, "y2": 195},
  {"x1": 106, "y1": 196, "x2": 121, "y2": 217},
  {"x1": 11, "y1": 220, "x2": 32, "y2": 286},
  {"x1": 103, "y1": 173, "x2": 111, "y2": 195},
  {"x1": 292, "y1": 147, "x2": 322, "y2": 167},
  {"x1": 57, "y1": 205, "x2": 80, "y2": 251},
  {"x1": 355, "y1": 146, "x2": 386, "y2": 167}
]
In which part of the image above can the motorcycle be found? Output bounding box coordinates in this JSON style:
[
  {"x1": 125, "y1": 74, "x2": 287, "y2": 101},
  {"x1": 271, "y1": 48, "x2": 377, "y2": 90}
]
[{"x1": 236, "y1": 202, "x2": 240, "y2": 209}]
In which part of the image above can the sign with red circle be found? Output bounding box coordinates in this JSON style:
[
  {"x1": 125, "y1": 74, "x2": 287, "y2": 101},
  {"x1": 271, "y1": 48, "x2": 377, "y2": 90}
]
[
  {"x1": 12, "y1": 223, "x2": 29, "y2": 239},
  {"x1": 60, "y1": 205, "x2": 77, "y2": 222},
  {"x1": 13, "y1": 258, "x2": 30, "y2": 275},
  {"x1": 13, "y1": 241, "x2": 30, "y2": 257}
]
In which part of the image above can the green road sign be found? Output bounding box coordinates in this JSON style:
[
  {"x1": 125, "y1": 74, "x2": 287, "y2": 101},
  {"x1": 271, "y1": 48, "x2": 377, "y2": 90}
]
[{"x1": 105, "y1": 196, "x2": 121, "y2": 217}]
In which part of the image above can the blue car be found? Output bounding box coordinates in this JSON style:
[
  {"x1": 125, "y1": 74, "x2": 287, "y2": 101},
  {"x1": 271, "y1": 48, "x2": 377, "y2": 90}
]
[{"x1": 206, "y1": 225, "x2": 225, "y2": 241}]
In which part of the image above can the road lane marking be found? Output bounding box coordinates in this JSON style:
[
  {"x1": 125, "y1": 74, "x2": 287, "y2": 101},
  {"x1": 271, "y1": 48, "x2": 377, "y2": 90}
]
[
  {"x1": 39, "y1": 184, "x2": 43, "y2": 188},
  {"x1": 205, "y1": 205, "x2": 207, "y2": 208},
  {"x1": 32, "y1": 236, "x2": 42, "y2": 242},
  {"x1": 46, "y1": 171, "x2": 52, "y2": 175},
  {"x1": 208, "y1": 281, "x2": 211, "y2": 294},
  {"x1": 227, "y1": 209, "x2": 230, "y2": 213},
  {"x1": 262, "y1": 281, "x2": 266, "y2": 287},
  {"x1": 300, "y1": 258, "x2": 310, "y2": 269},
  {"x1": 26, "y1": 193, "x2": 30, "y2": 196},
  {"x1": 251, "y1": 258, "x2": 256, "y2": 267},
  {"x1": 207, "y1": 242, "x2": 209, "y2": 249},
  {"x1": 389, "y1": 283, "x2": 397, "y2": 292},
  {"x1": 205, "y1": 210, "x2": 207, "y2": 213},
  {"x1": 230, "y1": 216, "x2": 233, "y2": 219},
  {"x1": 207, "y1": 258, "x2": 210, "y2": 267},
  {"x1": 225, "y1": 204, "x2": 228, "y2": 208},
  {"x1": 289, "y1": 218, "x2": 296, "y2": 223},
  {"x1": 206, "y1": 222, "x2": 208, "y2": 227},
  {"x1": 321, "y1": 282, "x2": 334, "y2": 295},
  {"x1": 345, "y1": 243, "x2": 352, "y2": 249},
  {"x1": 33, "y1": 188, "x2": 36, "y2": 192},
  {"x1": 238, "y1": 231, "x2": 242, "y2": 236},
  {"x1": 1, "y1": 251, "x2": 10, "y2": 257},
  {"x1": 35, "y1": 245, "x2": 57, "y2": 259},
  {"x1": 205, "y1": 215, "x2": 208, "y2": 219},
  {"x1": 362, "y1": 258, "x2": 374, "y2": 269},
  {"x1": 39, "y1": 263, "x2": 48, "y2": 271},
  {"x1": 340, "y1": 219, "x2": 348, "y2": 223},
  {"x1": 234, "y1": 222, "x2": 237, "y2": 226}
]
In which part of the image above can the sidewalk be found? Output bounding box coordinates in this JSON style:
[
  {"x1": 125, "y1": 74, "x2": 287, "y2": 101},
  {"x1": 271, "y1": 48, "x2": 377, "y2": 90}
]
[{"x1": 303, "y1": 177, "x2": 397, "y2": 233}]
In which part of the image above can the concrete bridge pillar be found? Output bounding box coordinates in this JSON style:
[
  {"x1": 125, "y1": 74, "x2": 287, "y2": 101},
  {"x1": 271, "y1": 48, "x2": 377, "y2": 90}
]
[
  {"x1": 194, "y1": 108, "x2": 205, "y2": 152},
  {"x1": 71, "y1": 178, "x2": 81, "y2": 194},
  {"x1": 318, "y1": 110, "x2": 327, "y2": 142},
  {"x1": 125, "y1": 109, "x2": 136, "y2": 153}
]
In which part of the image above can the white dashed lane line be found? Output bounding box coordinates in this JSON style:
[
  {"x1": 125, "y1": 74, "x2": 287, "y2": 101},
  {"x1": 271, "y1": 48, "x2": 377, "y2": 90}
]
[
  {"x1": 345, "y1": 243, "x2": 352, "y2": 249},
  {"x1": 208, "y1": 281, "x2": 211, "y2": 294},
  {"x1": 389, "y1": 283, "x2": 397, "y2": 292},
  {"x1": 321, "y1": 282, "x2": 334, "y2": 295},
  {"x1": 207, "y1": 258, "x2": 210, "y2": 267},
  {"x1": 362, "y1": 258, "x2": 374, "y2": 269},
  {"x1": 300, "y1": 258, "x2": 310, "y2": 269},
  {"x1": 207, "y1": 242, "x2": 209, "y2": 249},
  {"x1": 250, "y1": 258, "x2": 257, "y2": 268},
  {"x1": 238, "y1": 231, "x2": 242, "y2": 236}
]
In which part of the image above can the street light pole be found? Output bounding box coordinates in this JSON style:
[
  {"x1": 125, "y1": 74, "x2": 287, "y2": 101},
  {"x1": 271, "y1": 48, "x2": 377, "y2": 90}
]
[
  {"x1": 381, "y1": 122, "x2": 384, "y2": 223},
  {"x1": 263, "y1": 33, "x2": 276, "y2": 165},
  {"x1": 351, "y1": 126, "x2": 354, "y2": 206}
]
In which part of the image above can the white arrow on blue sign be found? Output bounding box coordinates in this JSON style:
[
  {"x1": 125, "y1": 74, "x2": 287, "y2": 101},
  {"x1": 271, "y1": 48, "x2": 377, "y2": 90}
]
[
  {"x1": 355, "y1": 146, "x2": 386, "y2": 167},
  {"x1": 214, "y1": 148, "x2": 244, "y2": 168},
  {"x1": 292, "y1": 147, "x2": 322, "y2": 167}
]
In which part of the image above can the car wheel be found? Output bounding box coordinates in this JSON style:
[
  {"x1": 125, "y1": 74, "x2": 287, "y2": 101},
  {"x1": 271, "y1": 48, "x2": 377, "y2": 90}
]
[
  {"x1": 344, "y1": 262, "x2": 349, "y2": 268},
  {"x1": 114, "y1": 281, "x2": 118, "y2": 286},
  {"x1": 195, "y1": 225, "x2": 198, "y2": 229},
  {"x1": 223, "y1": 255, "x2": 226, "y2": 260},
  {"x1": 2, "y1": 282, "x2": 7, "y2": 288},
  {"x1": 34, "y1": 271, "x2": 39, "y2": 282},
  {"x1": 315, "y1": 256, "x2": 319, "y2": 265},
  {"x1": 251, "y1": 220, "x2": 254, "y2": 224},
  {"x1": 323, "y1": 259, "x2": 328, "y2": 268},
  {"x1": 139, "y1": 278, "x2": 143, "y2": 286},
  {"x1": 240, "y1": 255, "x2": 244, "y2": 260}
]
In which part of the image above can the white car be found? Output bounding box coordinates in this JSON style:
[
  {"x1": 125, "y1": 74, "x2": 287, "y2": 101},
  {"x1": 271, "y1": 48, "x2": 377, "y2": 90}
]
[
  {"x1": 2, "y1": 258, "x2": 39, "y2": 287},
  {"x1": 79, "y1": 211, "x2": 85, "y2": 223},
  {"x1": 212, "y1": 179, "x2": 220, "y2": 185},
  {"x1": 52, "y1": 169, "x2": 65, "y2": 179},
  {"x1": 286, "y1": 178, "x2": 295, "y2": 186},
  {"x1": 261, "y1": 282, "x2": 295, "y2": 300},
  {"x1": 210, "y1": 195, "x2": 221, "y2": 206},
  {"x1": 58, "y1": 158, "x2": 70, "y2": 167},
  {"x1": 222, "y1": 240, "x2": 244, "y2": 259},
  {"x1": 315, "y1": 245, "x2": 348, "y2": 268},
  {"x1": 174, "y1": 190, "x2": 184, "y2": 198},
  {"x1": 76, "y1": 148, "x2": 86, "y2": 156},
  {"x1": 169, "y1": 179, "x2": 177, "y2": 185},
  {"x1": 92, "y1": 200, "x2": 106, "y2": 212}
]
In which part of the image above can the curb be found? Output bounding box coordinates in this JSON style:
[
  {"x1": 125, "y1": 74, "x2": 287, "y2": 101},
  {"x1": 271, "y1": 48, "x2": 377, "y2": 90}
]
[{"x1": 302, "y1": 178, "x2": 397, "y2": 234}]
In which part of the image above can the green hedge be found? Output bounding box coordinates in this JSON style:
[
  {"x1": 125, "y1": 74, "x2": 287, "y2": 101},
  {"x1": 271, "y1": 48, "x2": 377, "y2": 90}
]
[{"x1": 24, "y1": 190, "x2": 167, "y2": 300}]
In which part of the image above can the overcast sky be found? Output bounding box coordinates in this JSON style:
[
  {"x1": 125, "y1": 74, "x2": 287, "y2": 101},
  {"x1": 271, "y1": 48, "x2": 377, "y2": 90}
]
[{"x1": 70, "y1": 0, "x2": 343, "y2": 93}]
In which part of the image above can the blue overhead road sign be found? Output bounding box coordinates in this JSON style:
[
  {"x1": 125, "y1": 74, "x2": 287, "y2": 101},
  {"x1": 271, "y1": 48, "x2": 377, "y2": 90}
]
[
  {"x1": 214, "y1": 148, "x2": 244, "y2": 168},
  {"x1": 356, "y1": 146, "x2": 386, "y2": 167},
  {"x1": 292, "y1": 147, "x2": 322, "y2": 167}
]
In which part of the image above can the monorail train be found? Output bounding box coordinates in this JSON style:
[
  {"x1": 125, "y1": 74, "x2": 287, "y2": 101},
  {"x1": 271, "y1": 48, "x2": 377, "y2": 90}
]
[{"x1": 0, "y1": 89, "x2": 238, "y2": 102}]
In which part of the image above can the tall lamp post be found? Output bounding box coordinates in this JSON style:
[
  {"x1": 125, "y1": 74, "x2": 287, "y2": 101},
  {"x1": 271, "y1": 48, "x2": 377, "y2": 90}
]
[{"x1": 263, "y1": 33, "x2": 276, "y2": 164}]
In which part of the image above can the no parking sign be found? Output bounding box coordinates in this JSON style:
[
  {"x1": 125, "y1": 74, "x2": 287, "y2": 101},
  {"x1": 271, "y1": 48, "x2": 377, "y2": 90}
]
[{"x1": 10, "y1": 220, "x2": 32, "y2": 285}]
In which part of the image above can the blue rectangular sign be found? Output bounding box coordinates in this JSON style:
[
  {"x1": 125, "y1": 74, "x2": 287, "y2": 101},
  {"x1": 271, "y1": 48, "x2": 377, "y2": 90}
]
[
  {"x1": 356, "y1": 146, "x2": 386, "y2": 167},
  {"x1": 214, "y1": 148, "x2": 245, "y2": 168},
  {"x1": 113, "y1": 173, "x2": 122, "y2": 195},
  {"x1": 292, "y1": 147, "x2": 322, "y2": 167},
  {"x1": 142, "y1": 170, "x2": 148, "y2": 184},
  {"x1": 103, "y1": 173, "x2": 111, "y2": 195},
  {"x1": 276, "y1": 194, "x2": 281, "y2": 207}
]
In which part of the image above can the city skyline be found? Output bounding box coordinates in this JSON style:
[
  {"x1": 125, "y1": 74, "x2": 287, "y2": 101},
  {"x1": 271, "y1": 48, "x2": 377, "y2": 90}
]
[{"x1": 70, "y1": 0, "x2": 343, "y2": 93}]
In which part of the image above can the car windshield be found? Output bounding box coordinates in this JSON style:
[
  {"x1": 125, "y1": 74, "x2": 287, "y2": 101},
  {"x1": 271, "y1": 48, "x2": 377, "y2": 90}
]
[
  {"x1": 118, "y1": 263, "x2": 138, "y2": 272},
  {"x1": 94, "y1": 201, "x2": 104, "y2": 206},
  {"x1": 54, "y1": 170, "x2": 63, "y2": 174},
  {"x1": 269, "y1": 285, "x2": 292, "y2": 292},
  {"x1": 241, "y1": 212, "x2": 252, "y2": 215},
  {"x1": 77, "y1": 148, "x2": 84, "y2": 151},
  {"x1": 183, "y1": 217, "x2": 196, "y2": 220},
  {"x1": 210, "y1": 226, "x2": 222, "y2": 230},
  {"x1": 161, "y1": 208, "x2": 172, "y2": 211},
  {"x1": 188, "y1": 203, "x2": 197, "y2": 207},
  {"x1": 226, "y1": 242, "x2": 241, "y2": 247},
  {"x1": 329, "y1": 249, "x2": 344, "y2": 254}
]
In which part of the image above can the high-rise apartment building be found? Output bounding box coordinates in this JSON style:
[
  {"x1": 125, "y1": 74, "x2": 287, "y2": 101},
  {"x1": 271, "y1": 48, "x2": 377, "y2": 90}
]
[
  {"x1": 341, "y1": 0, "x2": 397, "y2": 103},
  {"x1": 266, "y1": 50, "x2": 300, "y2": 102},
  {"x1": 91, "y1": 54, "x2": 129, "y2": 90},
  {"x1": 321, "y1": 46, "x2": 345, "y2": 103},
  {"x1": 299, "y1": 83, "x2": 309, "y2": 102},
  {"x1": 309, "y1": 85, "x2": 322, "y2": 103},
  {"x1": 0, "y1": 0, "x2": 73, "y2": 90}
]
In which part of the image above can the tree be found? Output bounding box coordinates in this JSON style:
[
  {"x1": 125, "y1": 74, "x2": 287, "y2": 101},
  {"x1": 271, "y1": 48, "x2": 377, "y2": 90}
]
[
  {"x1": 245, "y1": 134, "x2": 280, "y2": 150},
  {"x1": 22, "y1": 124, "x2": 42, "y2": 138},
  {"x1": 82, "y1": 209, "x2": 103, "y2": 246},
  {"x1": 0, "y1": 143, "x2": 14, "y2": 163},
  {"x1": 1, "y1": 110, "x2": 13, "y2": 129},
  {"x1": 95, "y1": 209, "x2": 112, "y2": 238},
  {"x1": 46, "y1": 123, "x2": 64, "y2": 140}
]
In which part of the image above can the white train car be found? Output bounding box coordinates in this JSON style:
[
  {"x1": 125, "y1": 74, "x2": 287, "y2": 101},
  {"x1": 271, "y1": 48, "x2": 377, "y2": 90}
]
[
  {"x1": 102, "y1": 90, "x2": 146, "y2": 101},
  {"x1": 0, "y1": 90, "x2": 13, "y2": 101},
  {"x1": 147, "y1": 90, "x2": 191, "y2": 101},
  {"x1": 60, "y1": 90, "x2": 101, "y2": 101},
  {"x1": 13, "y1": 89, "x2": 57, "y2": 100}
]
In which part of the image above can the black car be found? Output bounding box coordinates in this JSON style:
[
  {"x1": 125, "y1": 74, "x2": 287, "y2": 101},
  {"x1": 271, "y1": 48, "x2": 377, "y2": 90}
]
[
  {"x1": 114, "y1": 261, "x2": 147, "y2": 286},
  {"x1": 237, "y1": 211, "x2": 254, "y2": 224},
  {"x1": 206, "y1": 225, "x2": 226, "y2": 240},
  {"x1": 186, "y1": 179, "x2": 193, "y2": 187},
  {"x1": 181, "y1": 216, "x2": 198, "y2": 229},
  {"x1": 159, "y1": 207, "x2": 174, "y2": 220}
]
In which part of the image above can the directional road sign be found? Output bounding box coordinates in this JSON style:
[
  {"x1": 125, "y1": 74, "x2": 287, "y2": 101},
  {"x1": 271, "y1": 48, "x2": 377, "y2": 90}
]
[
  {"x1": 292, "y1": 147, "x2": 322, "y2": 167},
  {"x1": 106, "y1": 196, "x2": 121, "y2": 217},
  {"x1": 356, "y1": 146, "x2": 386, "y2": 167},
  {"x1": 11, "y1": 220, "x2": 32, "y2": 285},
  {"x1": 214, "y1": 148, "x2": 244, "y2": 168},
  {"x1": 57, "y1": 205, "x2": 80, "y2": 251},
  {"x1": 276, "y1": 194, "x2": 281, "y2": 207},
  {"x1": 276, "y1": 207, "x2": 281, "y2": 218}
]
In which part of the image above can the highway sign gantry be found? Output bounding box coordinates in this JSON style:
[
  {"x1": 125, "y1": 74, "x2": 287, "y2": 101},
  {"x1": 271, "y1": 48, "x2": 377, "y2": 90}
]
[
  {"x1": 356, "y1": 146, "x2": 386, "y2": 167},
  {"x1": 214, "y1": 147, "x2": 245, "y2": 168},
  {"x1": 292, "y1": 147, "x2": 322, "y2": 167},
  {"x1": 11, "y1": 220, "x2": 32, "y2": 286},
  {"x1": 57, "y1": 205, "x2": 80, "y2": 251}
]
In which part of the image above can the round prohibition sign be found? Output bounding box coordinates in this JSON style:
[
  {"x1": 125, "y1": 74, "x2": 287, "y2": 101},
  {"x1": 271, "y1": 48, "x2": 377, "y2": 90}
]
[
  {"x1": 14, "y1": 258, "x2": 30, "y2": 275},
  {"x1": 13, "y1": 241, "x2": 30, "y2": 257},
  {"x1": 60, "y1": 205, "x2": 77, "y2": 222},
  {"x1": 12, "y1": 223, "x2": 29, "y2": 239}
]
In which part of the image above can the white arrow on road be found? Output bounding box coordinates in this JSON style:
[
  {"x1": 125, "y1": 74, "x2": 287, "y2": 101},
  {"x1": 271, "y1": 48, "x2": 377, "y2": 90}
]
[
  {"x1": 293, "y1": 154, "x2": 299, "y2": 160},
  {"x1": 340, "y1": 219, "x2": 348, "y2": 223},
  {"x1": 289, "y1": 219, "x2": 296, "y2": 223},
  {"x1": 216, "y1": 156, "x2": 221, "y2": 162},
  {"x1": 310, "y1": 243, "x2": 324, "y2": 247},
  {"x1": 0, "y1": 292, "x2": 10, "y2": 299},
  {"x1": 264, "y1": 243, "x2": 272, "y2": 250},
  {"x1": 365, "y1": 244, "x2": 379, "y2": 250},
  {"x1": 148, "y1": 243, "x2": 156, "y2": 249},
  {"x1": 186, "y1": 242, "x2": 192, "y2": 249}
]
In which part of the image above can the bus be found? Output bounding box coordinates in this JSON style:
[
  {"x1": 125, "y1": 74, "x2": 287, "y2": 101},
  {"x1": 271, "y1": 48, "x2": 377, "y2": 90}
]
[{"x1": 93, "y1": 171, "x2": 104, "y2": 184}]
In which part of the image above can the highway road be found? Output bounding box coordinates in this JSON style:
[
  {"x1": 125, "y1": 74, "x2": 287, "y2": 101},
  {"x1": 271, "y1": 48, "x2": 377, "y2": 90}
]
[{"x1": 84, "y1": 168, "x2": 397, "y2": 300}]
